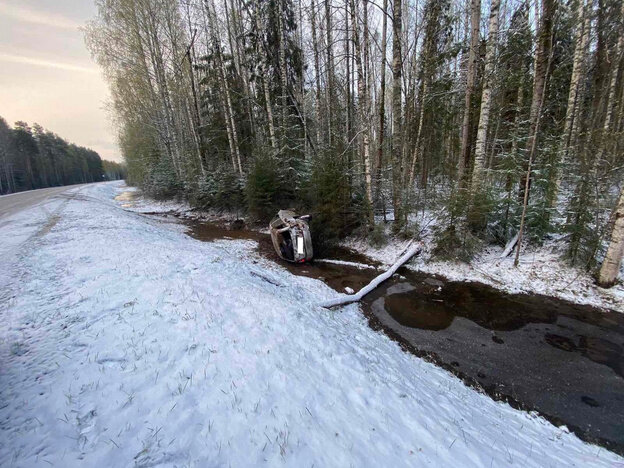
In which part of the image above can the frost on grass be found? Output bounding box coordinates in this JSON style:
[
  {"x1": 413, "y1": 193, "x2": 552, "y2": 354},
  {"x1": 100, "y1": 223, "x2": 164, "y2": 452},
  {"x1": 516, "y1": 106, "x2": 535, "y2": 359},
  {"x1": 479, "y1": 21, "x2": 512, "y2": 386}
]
[{"x1": 0, "y1": 181, "x2": 621, "y2": 467}]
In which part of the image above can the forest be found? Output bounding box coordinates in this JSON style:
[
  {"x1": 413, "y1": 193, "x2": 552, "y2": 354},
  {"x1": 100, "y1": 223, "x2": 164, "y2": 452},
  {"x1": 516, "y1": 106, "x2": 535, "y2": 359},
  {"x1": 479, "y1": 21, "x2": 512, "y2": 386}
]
[
  {"x1": 0, "y1": 117, "x2": 122, "y2": 194},
  {"x1": 103, "y1": 159, "x2": 128, "y2": 181},
  {"x1": 86, "y1": 0, "x2": 624, "y2": 286}
]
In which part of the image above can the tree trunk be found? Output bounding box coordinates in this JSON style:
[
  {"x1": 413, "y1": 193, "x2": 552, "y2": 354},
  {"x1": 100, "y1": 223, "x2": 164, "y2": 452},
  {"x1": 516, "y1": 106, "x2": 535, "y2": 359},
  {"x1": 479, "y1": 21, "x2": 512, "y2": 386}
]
[
  {"x1": 597, "y1": 1, "x2": 624, "y2": 158},
  {"x1": 362, "y1": 0, "x2": 373, "y2": 221},
  {"x1": 324, "y1": 0, "x2": 334, "y2": 145},
  {"x1": 253, "y1": 0, "x2": 278, "y2": 151},
  {"x1": 278, "y1": 0, "x2": 289, "y2": 138},
  {"x1": 406, "y1": 0, "x2": 442, "y2": 190},
  {"x1": 514, "y1": 0, "x2": 555, "y2": 266},
  {"x1": 471, "y1": 0, "x2": 500, "y2": 193},
  {"x1": 227, "y1": 0, "x2": 256, "y2": 143},
  {"x1": 391, "y1": 0, "x2": 404, "y2": 230},
  {"x1": 184, "y1": 29, "x2": 206, "y2": 176},
  {"x1": 517, "y1": 0, "x2": 554, "y2": 204},
  {"x1": 263, "y1": 70, "x2": 278, "y2": 152},
  {"x1": 298, "y1": 0, "x2": 307, "y2": 157},
  {"x1": 345, "y1": 0, "x2": 352, "y2": 146},
  {"x1": 509, "y1": 83, "x2": 525, "y2": 165},
  {"x1": 375, "y1": 0, "x2": 388, "y2": 207},
  {"x1": 407, "y1": 82, "x2": 427, "y2": 187},
  {"x1": 551, "y1": 0, "x2": 591, "y2": 207},
  {"x1": 144, "y1": 1, "x2": 184, "y2": 177},
  {"x1": 310, "y1": 0, "x2": 323, "y2": 146},
  {"x1": 457, "y1": 0, "x2": 481, "y2": 185},
  {"x1": 597, "y1": 186, "x2": 624, "y2": 287},
  {"x1": 350, "y1": 0, "x2": 374, "y2": 224},
  {"x1": 133, "y1": 1, "x2": 179, "y2": 176},
  {"x1": 320, "y1": 242, "x2": 422, "y2": 307},
  {"x1": 208, "y1": 0, "x2": 242, "y2": 174}
]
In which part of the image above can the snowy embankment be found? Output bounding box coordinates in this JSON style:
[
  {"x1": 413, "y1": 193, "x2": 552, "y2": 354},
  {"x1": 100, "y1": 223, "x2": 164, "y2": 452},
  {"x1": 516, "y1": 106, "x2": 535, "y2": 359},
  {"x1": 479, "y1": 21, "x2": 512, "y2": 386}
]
[
  {"x1": 343, "y1": 214, "x2": 624, "y2": 312},
  {"x1": 1, "y1": 181, "x2": 621, "y2": 466}
]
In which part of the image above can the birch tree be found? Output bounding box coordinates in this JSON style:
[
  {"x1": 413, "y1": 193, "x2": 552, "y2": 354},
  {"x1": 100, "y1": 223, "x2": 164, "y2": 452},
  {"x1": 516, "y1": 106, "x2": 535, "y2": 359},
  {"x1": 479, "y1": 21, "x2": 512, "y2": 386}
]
[
  {"x1": 391, "y1": 0, "x2": 405, "y2": 230},
  {"x1": 325, "y1": 0, "x2": 335, "y2": 145},
  {"x1": 375, "y1": 0, "x2": 389, "y2": 205},
  {"x1": 597, "y1": 187, "x2": 624, "y2": 287},
  {"x1": 596, "y1": 0, "x2": 624, "y2": 163},
  {"x1": 549, "y1": 0, "x2": 591, "y2": 208},
  {"x1": 471, "y1": 0, "x2": 501, "y2": 193},
  {"x1": 206, "y1": 0, "x2": 242, "y2": 174},
  {"x1": 457, "y1": 0, "x2": 481, "y2": 185},
  {"x1": 253, "y1": 0, "x2": 278, "y2": 151},
  {"x1": 350, "y1": 0, "x2": 374, "y2": 223},
  {"x1": 309, "y1": 0, "x2": 323, "y2": 146}
]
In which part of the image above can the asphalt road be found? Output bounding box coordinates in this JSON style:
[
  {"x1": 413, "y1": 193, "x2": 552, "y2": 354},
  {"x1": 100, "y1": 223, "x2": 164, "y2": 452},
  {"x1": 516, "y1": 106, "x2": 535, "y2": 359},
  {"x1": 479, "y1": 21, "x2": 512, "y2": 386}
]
[{"x1": 0, "y1": 184, "x2": 88, "y2": 219}]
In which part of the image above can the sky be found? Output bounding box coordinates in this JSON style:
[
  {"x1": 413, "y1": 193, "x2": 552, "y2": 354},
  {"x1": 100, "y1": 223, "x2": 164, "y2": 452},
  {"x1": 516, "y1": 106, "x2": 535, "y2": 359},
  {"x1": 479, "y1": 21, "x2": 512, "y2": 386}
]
[{"x1": 0, "y1": 1, "x2": 121, "y2": 162}]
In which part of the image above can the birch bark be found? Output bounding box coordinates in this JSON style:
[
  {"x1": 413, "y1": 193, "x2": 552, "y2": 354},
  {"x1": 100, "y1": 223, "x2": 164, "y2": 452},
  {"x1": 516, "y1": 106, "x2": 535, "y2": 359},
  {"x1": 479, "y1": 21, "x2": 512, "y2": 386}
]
[
  {"x1": 457, "y1": 0, "x2": 481, "y2": 185},
  {"x1": 598, "y1": 187, "x2": 624, "y2": 287},
  {"x1": 471, "y1": 0, "x2": 501, "y2": 193}
]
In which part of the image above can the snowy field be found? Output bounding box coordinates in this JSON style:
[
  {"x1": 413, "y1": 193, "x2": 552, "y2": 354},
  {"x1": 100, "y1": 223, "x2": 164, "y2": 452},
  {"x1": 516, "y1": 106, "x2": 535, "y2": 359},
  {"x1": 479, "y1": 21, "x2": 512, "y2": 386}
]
[{"x1": 0, "y1": 181, "x2": 621, "y2": 467}]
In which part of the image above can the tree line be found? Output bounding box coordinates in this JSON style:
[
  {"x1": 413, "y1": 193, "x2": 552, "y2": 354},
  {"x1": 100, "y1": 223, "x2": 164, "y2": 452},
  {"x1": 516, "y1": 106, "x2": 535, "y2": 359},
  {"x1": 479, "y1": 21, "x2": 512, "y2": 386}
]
[
  {"x1": 0, "y1": 117, "x2": 122, "y2": 194},
  {"x1": 86, "y1": 0, "x2": 624, "y2": 286},
  {"x1": 103, "y1": 159, "x2": 128, "y2": 181}
]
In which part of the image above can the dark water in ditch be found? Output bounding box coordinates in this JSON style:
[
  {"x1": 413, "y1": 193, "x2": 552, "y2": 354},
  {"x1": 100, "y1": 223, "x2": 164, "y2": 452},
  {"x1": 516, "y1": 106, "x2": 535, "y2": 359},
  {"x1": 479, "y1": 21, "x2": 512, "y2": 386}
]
[{"x1": 182, "y1": 218, "x2": 624, "y2": 455}]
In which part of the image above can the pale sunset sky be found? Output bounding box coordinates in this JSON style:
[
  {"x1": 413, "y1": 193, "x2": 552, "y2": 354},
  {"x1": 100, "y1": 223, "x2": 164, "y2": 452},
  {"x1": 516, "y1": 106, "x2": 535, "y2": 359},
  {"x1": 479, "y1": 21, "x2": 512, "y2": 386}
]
[{"x1": 0, "y1": 1, "x2": 121, "y2": 162}]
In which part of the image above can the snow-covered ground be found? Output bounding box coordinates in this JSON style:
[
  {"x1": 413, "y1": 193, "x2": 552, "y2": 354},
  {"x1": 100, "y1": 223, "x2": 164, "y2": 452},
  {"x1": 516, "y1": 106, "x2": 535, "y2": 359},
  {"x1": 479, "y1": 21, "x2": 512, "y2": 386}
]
[
  {"x1": 1, "y1": 181, "x2": 621, "y2": 466},
  {"x1": 343, "y1": 212, "x2": 624, "y2": 312}
]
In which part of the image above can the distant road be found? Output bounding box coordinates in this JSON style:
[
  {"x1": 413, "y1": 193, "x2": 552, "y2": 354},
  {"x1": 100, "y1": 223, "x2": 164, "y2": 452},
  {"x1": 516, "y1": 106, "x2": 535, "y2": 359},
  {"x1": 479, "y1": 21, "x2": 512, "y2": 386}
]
[{"x1": 0, "y1": 184, "x2": 89, "y2": 219}]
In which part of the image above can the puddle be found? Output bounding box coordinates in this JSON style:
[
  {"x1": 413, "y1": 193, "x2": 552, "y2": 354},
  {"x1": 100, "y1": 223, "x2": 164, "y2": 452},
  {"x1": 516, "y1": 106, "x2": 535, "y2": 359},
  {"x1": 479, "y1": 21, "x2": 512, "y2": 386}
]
[
  {"x1": 363, "y1": 277, "x2": 624, "y2": 455},
  {"x1": 168, "y1": 216, "x2": 624, "y2": 454},
  {"x1": 370, "y1": 281, "x2": 624, "y2": 378},
  {"x1": 115, "y1": 190, "x2": 140, "y2": 208}
]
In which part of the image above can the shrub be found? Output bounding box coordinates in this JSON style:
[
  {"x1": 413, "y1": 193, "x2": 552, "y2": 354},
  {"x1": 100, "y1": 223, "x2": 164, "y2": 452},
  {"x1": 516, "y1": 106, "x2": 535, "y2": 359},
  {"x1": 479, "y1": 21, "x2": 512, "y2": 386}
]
[
  {"x1": 145, "y1": 158, "x2": 182, "y2": 199},
  {"x1": 193, "y1": 169, "x2": 245, "y2": 213},
  {"x1": 433, "y1": 224, "x2": 482, "y2": 262},
  {"x1": 305, "y1": 151, "x2": 366, "y2": 255},
  {"x1": 369, "y1": 223, "x2": 388, "y2": 247},
  {"x1": 246, "y1": 154, "x2": 281, "y2": 220}
]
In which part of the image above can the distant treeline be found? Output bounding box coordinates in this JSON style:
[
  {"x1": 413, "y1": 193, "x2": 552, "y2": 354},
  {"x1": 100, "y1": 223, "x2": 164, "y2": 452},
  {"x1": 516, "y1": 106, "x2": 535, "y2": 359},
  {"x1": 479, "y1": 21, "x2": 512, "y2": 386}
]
[
  {"x1": 103, "y1": 159, "x2": 127, "y2": 181},
  {"x1": 0, "y1": 116, "x2": 124, "y2": 195}
]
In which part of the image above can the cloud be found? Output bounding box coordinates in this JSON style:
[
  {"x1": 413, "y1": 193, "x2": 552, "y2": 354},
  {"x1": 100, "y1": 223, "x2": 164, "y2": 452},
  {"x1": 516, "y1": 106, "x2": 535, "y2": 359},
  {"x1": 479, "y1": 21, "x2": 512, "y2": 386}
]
[
  {"x1": 0, "y1": 52, "x2": 98, "y2": 74},
  {"x1": 0, "y1": 3, "x2": 82, "y2": 30}
]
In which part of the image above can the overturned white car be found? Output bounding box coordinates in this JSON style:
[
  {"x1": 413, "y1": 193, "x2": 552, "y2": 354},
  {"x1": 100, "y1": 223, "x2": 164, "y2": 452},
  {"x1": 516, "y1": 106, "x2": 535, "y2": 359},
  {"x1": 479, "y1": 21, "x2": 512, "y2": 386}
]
[{"x1": 269, "y1": 209, "x2": 313, "y2": 263}]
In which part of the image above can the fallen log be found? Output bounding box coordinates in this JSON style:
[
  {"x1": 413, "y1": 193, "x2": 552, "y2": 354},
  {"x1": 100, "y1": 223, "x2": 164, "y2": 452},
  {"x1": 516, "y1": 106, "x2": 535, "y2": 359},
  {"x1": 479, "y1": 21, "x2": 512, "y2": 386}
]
[
  {"x1": 500, "y1": 232, "x2": 519, "y2": 258},
  {"x1": 313, "y1": 258, "x2": 380, "y2": 270},
  {"x1": 319, "y1": 242, "x2": 422, "y2": 308}
]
